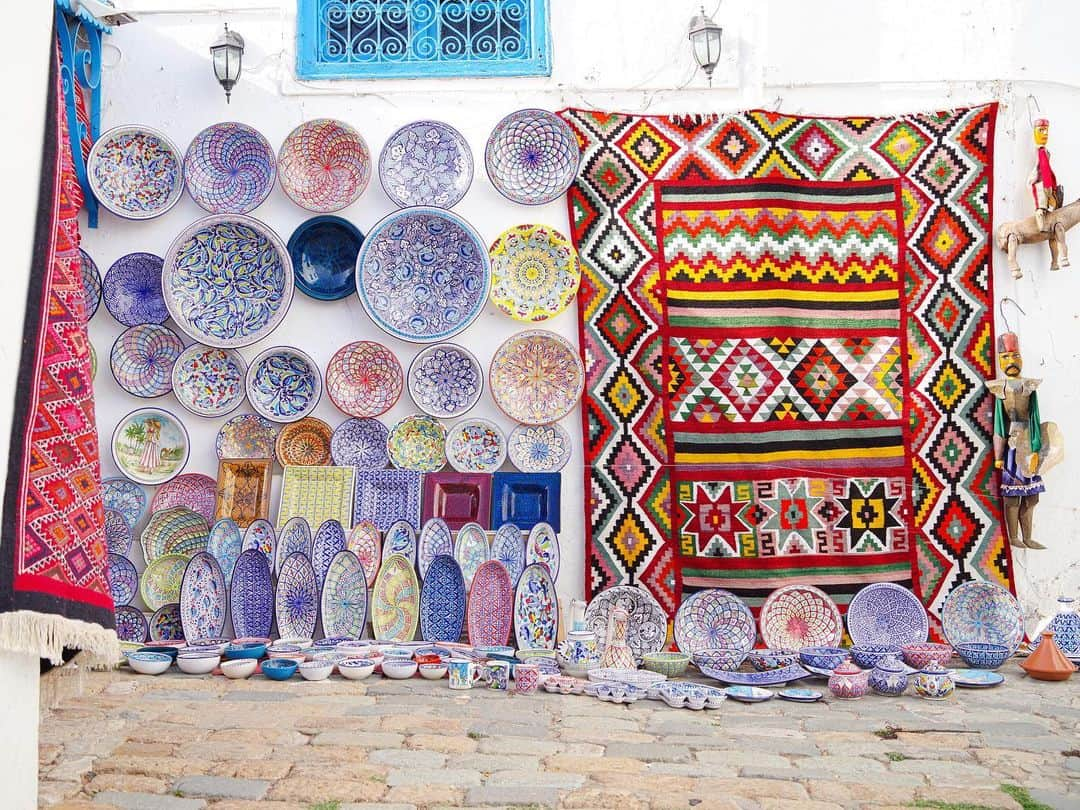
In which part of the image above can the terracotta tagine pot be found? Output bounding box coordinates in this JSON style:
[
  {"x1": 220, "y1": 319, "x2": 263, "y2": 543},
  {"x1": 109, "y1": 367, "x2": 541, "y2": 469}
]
[{"x1": 1020, "y1": 631, "x2": 1077, "y2": 681}]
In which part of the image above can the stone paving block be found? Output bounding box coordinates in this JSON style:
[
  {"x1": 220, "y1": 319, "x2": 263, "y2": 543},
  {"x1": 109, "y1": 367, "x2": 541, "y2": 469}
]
[
  {"x1": 446, "y1": 753, "x2": 541, "y2": 772},
  {"x1": 385, "y1": 768, "x2": 482, "y2": 787},
  {"x1": 194, "y1": 802, "x2": 306, "y2": 810},
  {"x1": 369, "y1": 748, "x2": 447, "y2": 768},
  {"x1": 40, "y1": 780, "x2": 84, "y2": 806},
  {"x1": 311, "y1": 730, "x2": 405, "y2": 748},
  {"x1": 47, "y1": 754, "x2": 96, "y2": 782},
  {"x1": 209, "y1": 759, "x2": 295, "y2": 781},
  {"x1": 469, "y1": 721, "x2": 549, "y2": 739},
  {"x1": 267, "y1": 775, "x2": 387, "y2": 803},
  {"x1": 1025, "y1": 789, "x2": 1077, "y2": 810},
  {"x1": 484, "y1": 770, "x2": 586, "y2": 789},
  {"x1": 604, "y1": 742, "x2": 692, "y2": 763},
  {"x1": 547, "y1": 754, "x2": 646, "y2": 774},
  {"x1": 405, "y1": 733, "x2": 477, "y2": 754},
  {"x1": 890, "y1": 758, "x2": 994, "y2": 785},
  {"x1": 560, "y1": 788, "x2": 648, "y2": 809},
  {"x1": 340, "y1": 805, "x2": 418, "y2": 810},
  {"x1": 383, "y1": 787, "x2": 466, "y2": 806},
  {"x1": 143, "y1": 690, "x2": 217, "y2": 702},
  {"x1": 221, "y1": 691, "x2": 296, "y2": 702},
  {"x1": 92, "y1": 792, "x2": 206, "y2": 809},
  {"x1": 696, "y1": 749, "x2": 792, "y2": 770},
  {"x1": 465, "y1": 786, "x2": 562, "y2": 806},
  {"x1": 173, "y1": 775, "x2": 270, "y2": 800},
  {"x1": 984, "y1": 735, "x2": 1073, "y2": 753},
  {"x1": 803, "y1": 780, "x2": 917, "y2": 806},
  {"x1": 85, "y1": 774, "x2": 170, "y2": 795}
]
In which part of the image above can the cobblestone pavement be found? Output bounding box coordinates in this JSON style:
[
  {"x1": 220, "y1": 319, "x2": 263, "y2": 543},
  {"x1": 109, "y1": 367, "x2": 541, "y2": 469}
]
[{"x1": 38, "y1": 661, "x2": 1079, "y2": 810}]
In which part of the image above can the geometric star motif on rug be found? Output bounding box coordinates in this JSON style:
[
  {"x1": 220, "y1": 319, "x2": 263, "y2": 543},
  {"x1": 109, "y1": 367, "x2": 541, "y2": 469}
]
[{"x1": 837, "y1": 479, "x2": 903, "y2": 552}]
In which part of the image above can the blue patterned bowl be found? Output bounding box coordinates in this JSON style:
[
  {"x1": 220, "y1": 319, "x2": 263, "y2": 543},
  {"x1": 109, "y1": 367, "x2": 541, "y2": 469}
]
[
  {"x1": 692, "y1": 647, "x2": 747, "y2": 672},
  {"x1": 381, "y1": 646, "x2": 415, "y2": 660},
  {"x1": 747, "y1": 648, "x2": 800, "y2": 672},
  {"x1": 225, "y1": 642, "x2": 267, "y2": 660},
  {"x1": 799, "y1": 646, "x2": 849, "y2": 671},
  {"x1": 954, "y1": 642, "x2": 1010, "y2": 670},
  {"x1": 126, "y1": 651, "x2": 173, "y2": 675},
  {"x1": 851, "y1": 644, "x2": 902, "y2": 669},
  {"x1": 261, "y1": 658, "x2": 298, "y2": 681},
  {"x1": 138, "y1": 645, "x2": 180, "y2": 662}
]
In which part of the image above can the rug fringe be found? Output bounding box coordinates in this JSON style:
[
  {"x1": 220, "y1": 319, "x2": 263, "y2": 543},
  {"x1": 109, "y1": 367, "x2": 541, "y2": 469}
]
[{"x1": 0, "y1": 611, "x2": 119, "y2": 669}]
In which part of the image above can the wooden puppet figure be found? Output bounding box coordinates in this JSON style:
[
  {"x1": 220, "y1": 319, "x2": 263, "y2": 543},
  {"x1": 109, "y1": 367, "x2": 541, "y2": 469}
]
[{"x1": 1028, "y1": 118, "x2": 1063, "y2": 233}]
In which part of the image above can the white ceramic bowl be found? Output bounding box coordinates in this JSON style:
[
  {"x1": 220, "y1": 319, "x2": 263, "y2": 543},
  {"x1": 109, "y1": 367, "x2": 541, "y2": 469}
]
[
  {"x1": 127, "y1": 652, "x2": 172, "y2": 675},
  {"x1": 338, "y1": 660, "x2": 377, "y2": 680},
  {"x1": 275, "y1": 637, "x2": 313, "y2": 650},
  {"x1": 418, "y1": 662, "x2": 448, "y2": 680},
  {"x1": 382, "y1": 659, "x2": 418, "y2": 679},
  {"x1": 221, "y1": 658, "x2": 258, "y2": 679},
  {"x1": 177, "y1": 652, "x2": 220, "y2": 675},
  {"x1": 299, "y1": 660, "x2": 334, "y2": 681}
]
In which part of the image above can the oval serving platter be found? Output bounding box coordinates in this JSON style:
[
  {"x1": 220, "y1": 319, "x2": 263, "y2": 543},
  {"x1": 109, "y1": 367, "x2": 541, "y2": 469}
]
[
  {"x1": 514, "y1": 562, "x2": 558, "y2": 650},
  {"x1": 372, "y1": 552, "x2": 420, "y2": 642},
  {"x1": 454, "y1": 522, "x2": 490, "y2": 590},
  {"x1": 312, "y1": 519, "x2": 347, "y2": 591},
  {"x1": 179, "y1": 551, "x2": 228, "y2": 642},
  {"x1": 347, "y1": 520, "x2": 381, "y2": 587},
  {"x1": 525, "y1": 521, "x2": 560, "y2": 580},
  {"x1": 419, "y1": 554, "x2": 466, "y2": 643},
  {"x1": 230, "y1": 548, "x2": 274, "y2": 640},
  {"x1": 490, "y1": 523, "x2": 526, "y2": 586},
  {"x1": 321, "y1": 550, "x2": 368, "y2": 640},
  {"x1": 466, "y1": 559, "x2": 514, "y2": 648},
  {"x1": 417, "y1": 517, "x2": 453, "y2": 581},
  {"x1": 275, "y1": 551, "x2": 319, "y2": 640}
]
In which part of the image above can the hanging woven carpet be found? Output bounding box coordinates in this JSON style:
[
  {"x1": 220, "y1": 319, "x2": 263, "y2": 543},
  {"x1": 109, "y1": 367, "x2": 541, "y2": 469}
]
[{"x1": 558, "y1": 106, "x2": 1011, "y2": 638}]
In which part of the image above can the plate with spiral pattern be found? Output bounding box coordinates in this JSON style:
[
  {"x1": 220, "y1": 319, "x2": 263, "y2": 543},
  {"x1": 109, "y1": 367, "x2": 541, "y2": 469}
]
[
  {"x1": 585, "y1": 585, "x2": 668, "y2": 660},
  {"x1": 321, "y1": 550, "x2": 368, "y2": 639},
  {"x1": 372, "y1": 553, "x2": 420, "y2": 642},
  {"x1": 420, "y1": 554, "x2": 466, "y2": 643},
  {"x1": 846, "y1": 582, "x2": 929, "y2": 647},
  {"x1": 180, "y1": 552, "x2": 227, "y2": 641},
  {"x1": 109, "y1": 324, "x2": 183, "y2": 398},
  {"x1": 759, "y1": 585, "x2": 843, "y2": 651},
  {"x1": 172, "y1": 344, "x2": 247, "y2": 418},
  {"x1": 466, "y1": 559, "x2": 513, "y2": 647},
  {"x1": 184, "y1": 122, "x2": 276, "y2": 214},
  {"x1": 484, "y1": 109, "x2": 580, "y2": 206},
  {"x1": 941, "y1": 581, "x2": 1024, "y2": 655},
  {"x1": 246, "y1": 346, "x2": 322, "y2": 423},
  {"x1": 275, "y1": 552, "x2": 318, "y2": 640},
  {"x1": 674, "y1": 589, "x2": 757, "y2": 655},
  {"x1": 275, "y1": 417, "x2": 333, "y2": 466},
  {"x1": 325, "y1": 341, "x2": 402, "y2": 418},
  {"x1": 489, "y1": 330, "x2": 584, "y2": 425},
  {"x1": 278, "y1": 119, "x2": 371, "y2": 212},
  {"x1": 103, "y1": 253, "x2": 169, "y2": 327},
  {"x1": 230, "y1": 548, "x2": 273, "y2": 639}
]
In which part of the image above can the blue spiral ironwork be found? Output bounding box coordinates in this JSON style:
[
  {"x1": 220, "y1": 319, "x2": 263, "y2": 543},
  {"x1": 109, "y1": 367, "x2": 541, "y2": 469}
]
[{"x1": 297, "y1": 0, "x2": 549, "y2": 79}]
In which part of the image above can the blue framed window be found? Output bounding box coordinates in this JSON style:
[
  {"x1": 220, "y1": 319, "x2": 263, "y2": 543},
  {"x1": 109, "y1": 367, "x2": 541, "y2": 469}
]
[{"x1": 296, "y1": 0, "x2": 551, "y2": 80}]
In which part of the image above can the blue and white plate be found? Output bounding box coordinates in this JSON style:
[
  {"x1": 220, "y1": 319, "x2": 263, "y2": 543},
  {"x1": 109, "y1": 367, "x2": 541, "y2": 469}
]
[
  {"x1": 846, "y1": 582, "x2": 929, "y2": 647},
  {"x1": 104, "y1": 509, "x2": 134, "y2": 555},
  {"x1": 102, "y1": 477, "x2": 147, "y2": 530},
  {"x1": 79, "y1": 248, "x2": 101, "y2": 320},
  {"x1": 941, "y1": 581, "x2": 1024, "y2": 656},
  {"x1": 525, "y1": 521, "x2": 560, "y2": 580},
  {"x1": 180, "y1": 552, "x2": 227, "y2": 642},
  {"x1": 379, "y1": 120, "x2": 473, "y2": 209},
  {"x1": 230, "y1": 548, "x2": 273, "y2": 639},
  {"x1": 418, "y1": 518, "x2": 453, "y2": 580},
  {"x1": 330, "y1": 418, "x2": 390, "y2": 470},
  {"x1": 484, "y1": 109, "x2": 580, "y2": 206},
  {"x1": 701, "y1": 663, "x2": 809, "y2": 687},
  {"x1": 777, "y1": 687, "x2": 823, "y2": 703},
  {"x1": 454, "y1": 522, "x2": 490, "y2": 590},
  {"x1": 275, "y1": 552, "x2": 318, "y2": 640},
  {"x1": 241, "y1": 519, "x2": 276, "y2": 572},
  {"x1": 321, "y1": 550, "x2": 368, "y2": 639},
  {"x1": 207, "y1": 518, "x2": 243, "y2": 583},
  {"x1": 87, "y1": 125, "x2": 185, "y2": 220},
  {"x1": 419, "y1": 554, "x2": 466, "y2": 643},
  {"x1": 312, "y1": 519, "x2": 347, "y2": 591},
  {"x1": 246, "y1": 346, "x2": 322, "y2": 423},
  {"x1": 723, "y1": 685, "x2": 774, "y2": 703},
  {"x1": 288, "y1": 215, "x2": 364, "y2": 301},
  {"x1": 382, "y1": 520, "x2": 417, "y2": 566},
  {"x1": 115, "y1": 604, "x2": 149, "y2": 643},
  {"x1": 103, "y1": 253, "x2": 168, "y2": 327},
  {"x1": 275, "y1": 517, "x2": 313, "y2": 575},
  {"x1": 507, "y1": 422, "x2": 572, "y2": 473},
  {"x1": 951, "y1": 669, "x2": 1006, "y2": 688},
  {"x1": 407, "y1": 343, "x2": 483, "y2": 418},
  {"x1": 490, "y1": 523, "x2": 526, "y2": 586},
  {"x1": 514, "y1": 563, "x2": 558, "y2": 650},
  {"x1": 674, "y1": 588, "x2": 757, "y2": 655},
  {"x1": 107, "y1": 552, "x2": 138, "y2": 606},
  {"x1": 184, "y1": 122, "x2": 276, "y2": 215}
]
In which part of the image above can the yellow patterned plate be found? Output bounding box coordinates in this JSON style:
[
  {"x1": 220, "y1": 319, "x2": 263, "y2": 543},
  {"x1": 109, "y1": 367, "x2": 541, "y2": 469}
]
[
  {"x1": 140, "y1": 553, "x2": 189, "y2": 611},
  {"x1": 387, "y1": 414, "x2": 447, "y2": 472},
  {"x1": 372, "y1": 553, "x2": 420, "y2": 642},
  {"x1": 488, "y1": 224, "x2": 581, "y2": 322}
]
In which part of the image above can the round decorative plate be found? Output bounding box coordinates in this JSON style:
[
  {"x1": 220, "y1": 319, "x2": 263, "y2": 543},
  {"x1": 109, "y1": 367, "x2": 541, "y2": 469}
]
[
  {"x1": 150, "y1": 473, "x2": 217, "y2": 523},
  {"x1": 759, "y1": 585, "x2": 843, "y2": 651},
  {"x1": 230, "y1": 548, "x2": 274, "y2": 640},
  {"x1": 179, "y1": 552, "x2": 228, "y2": 641},
  {"x1": 381, "y1": 520, "x2": 417, "y2": 565},
  {"x1": 490, "y1": 523, "x2": 526, "y2": 585},
  {"x1": 104, "y1": 509, "x2": 133, "y2": 555},
  {"x1": 525, "y1": 522, "x2": 560, "y2": 580},
  {"x1": 140, "y1": 553, "x2": 189, "y2": 611},
  {"x1": 454, "y1": 522, "x2": 490, "y2": 590},
  {"x1": 325, "y1": 341, "x2": 403, "y2": 418},
  {"x1": 372, "y1": 553, "x2": 420, "y2": 642},
  {"x1": 275, "y1": 517, "x2": 313, "y2": 575},
  {"x1": 951, "y1": 669, "x2": 1007, "y2": 688},
  {"x1": 103, "y1": 253, "x2": 168, "y2": 326},
  {"x1": 484, "y1": 109, "x2": 580, "y2": 206},
  {"x1": 420, "y1": 554, "x2": 466, "y2": 643},
  {"x1": 330, "y1": 418, "x2": 389, "y2": 469},
  {"x1": 407, "y1": 343, "x2": 483, "y2": 419},
  {"x1": 514, "y1": 563, "x2": 558, "y2": 650},
  {"x1": 418, "y1": 518, "x2": 453, "y2": 580},
  {"x1": 941, "y1": 581, "x2": 1025, "y2": 655},
  {"x1": 312, "y1": 519, "x2": 347, "y2": 591},
  {"x1": 275, "y1": 416, "x2": 333, "y2": 466},
  {"x1": 115, "y1": 605, "x2": 148, "y2": 643},
  {"x1": 149, "y1": 603, "x2": 184, "y2": 642},
  {"x1": 278, "y1": 119, "x2": 371, "y2": 212},
  {"x1": 207, "y1": 518, "x2": 243, "y2": 582},
  {"x1": 674, "y1": 589, "x2": 757, "y2": 655},
  {"x1": 288, "y1": 215, "x2": 364, "y2": 301},
  {"x1": 172, "y1": 344, "x2": 247, "y2": 418},
  {"x1": 846, "y1": 583, "x2": 929, "y2": 647},
  {"x1": 489, "y1": 224, "x2": 581, "y2": 322},
  {"x1": 466, "y1": 559, "x2": 514, "y2": 647},
  {"x1": 489, "y1": 330, "x2": 584, "y2": 424},
  {"x1": 163, "y1": 214, "x2": 293, "y2": 348},
  {"x1": 275, "y1": 552, "x2": 319, "y2": 639},
  {"x1": 507, "y1": 422, "x2": 572, "y2": 473},
  {"x1": 102, "y1": 478, "x2": 147, "y2": 529},
  {"x1": 184, "y1": 121, "x2": 276, "y2": 214},
  {"x1": 378, "y1": 120, "x2": 474, "y2": 209},
  {"x1": 107, "y1": 552, "x2": 138, "y2": 606},
  {"x1": 79, "y1": 248, "x2": 101, "y2": 320},
  {"x1": 321, "y1": 550, "x2": 368, "y2": 639},
  {"x1": 584, "y1": 585, "x2": 667, "y2": 660},
  {"x1": 387, "y1": 415, "x2": 447, "y2": 472},
  {"x1": 355, "y1": 207, "x2": 490, "y2": 343},
  {"x1": 446, "y1": 418, "x2": 505, "y2": 474},
  {"x1": 109, "y1": 324, "x2": 183, "y2": 398},
  {"x1": 216, "y1": 414, "x2": 279, "y2": 459},
  {"x1": 111, "y1": 407, "x2": 189, "y2": 486},
  {"x1": 87, "y1": 125, "x2": 184, "y2": 220},
  {"x1": 246, "y1": 346, "x2": 322, "y2": 423},
  {"x1": 241, "y1": 519, "x2": 276, "y2": 571},
  {"x1": 142, "y1": 506, "x2": 210, "y2": 559},
  {"x1": 347, "y1": 520, "x2": 381, "y2": 587}
]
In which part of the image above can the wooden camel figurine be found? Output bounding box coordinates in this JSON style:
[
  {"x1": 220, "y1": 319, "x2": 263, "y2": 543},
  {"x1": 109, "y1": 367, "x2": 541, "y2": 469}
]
[{"x1": 995, "y1": 198, "x2": 1080, "y2": 278}]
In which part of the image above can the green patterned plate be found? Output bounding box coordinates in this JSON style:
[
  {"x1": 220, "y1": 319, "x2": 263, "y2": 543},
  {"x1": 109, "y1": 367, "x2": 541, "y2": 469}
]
[{"x1": 140, "y1": 553, "x2": 189, "y2": 611}]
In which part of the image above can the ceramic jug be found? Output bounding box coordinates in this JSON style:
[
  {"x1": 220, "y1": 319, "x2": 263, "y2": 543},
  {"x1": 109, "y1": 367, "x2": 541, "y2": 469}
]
[
  {"x1": 557, "y1": 630, "x2": 600, "y2": 677},
  {"x1": 868, "y1": 655, "x2": 909, "y2": 696},
  {"x1": 912, "y1": 661, "x2": 955, "y2": 700},
  {"x1": 601, "y1": 607, "x2": 635, "y2": 669}
]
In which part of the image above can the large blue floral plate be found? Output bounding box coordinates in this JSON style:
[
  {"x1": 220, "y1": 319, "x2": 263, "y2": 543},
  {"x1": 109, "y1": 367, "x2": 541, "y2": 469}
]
[
  {"x1": 355, "y1": 207, "x2": 490, "y2": 343},
  {"x1": 584, "y1": 585, "x2": 667, "y2": 660},
  {"x1": 230, "y1": 548, "x2": 273, "y2": 639},
  {"x1": 207, "y1": 518, "x2": 243, "y2": 582},
  {"x1": 163, "y1": 214, "x2": 294, "y2": 348},
  {"x1": 514, "y1": 563, "x2": 558, "y2": 650},
  {"x1": 246, "y1": 346, "x2": 322, "y2": 423},
  {"x1": 103, "y1": 253, "x2": 168, "y2": 326},
  {"x1": 275, "y1": 552, "x2": 318, "y2": 640},
  {"x1": 484, "y1": 109, "x2": 580, "y2": 206},
  {"x1": 674, "y1": 588, "x2": 756, "y2": 655},
  {"x1": 288, "y1": 215, "x2": 363, "y2": 301},
  {"x1": 184, "y1": 122, "x2": 276, "y2": 214},
  {"x1": 180, "y1": 552, "x2": 227, "y2": 641},
  {"x1": 417, "y1": 518, "x2": 453, "y2": 580},
  {"x1": 110, "y1": 324, "x2": 184, "y2": 399},
  {"x1": 407, "y1": 343, "x2": 483, "y2": 418},
  {"x1": 330, "y1": 418, "x2": 390, "y2": 469},
  {"x1": 79, "y1": 248, "x2": 101, "y2": 320},
  {"x1": 379, "y1": 120, "x2": 473, "y2": 209},
  {"x1": 87, "y1": 125, "x2": 184, "y2": 220},
  {"x1": 321, "y1": 550, "x2": 368, "y2": 639},
  {"x1": 172, "y1": 344, "x2": 247, "y2": 418},
  {"x1": 846, "y1": 582, "x2": 929, "y2": 647},
  {"x1": 102, "y1": 477, "x2": 147, "y2": 530},
  {"x1": 419, "y1": 554, "x2": 466, "y2": 643},
  {"x1": 941, "y1": 581, "x2": 1024, "y2": 655},
  {"x1": 490, "y1": 523, "x2": 525, "y2": 585},
  {"x1": 107, "y1": 552, "x2": 138, "y2": 606},
  {"x1": 111, "y1": 407, "x2": 189, "y2": 486},
  {"x1": 312, "y1": 519, "x2": 347, "y2": 591}
]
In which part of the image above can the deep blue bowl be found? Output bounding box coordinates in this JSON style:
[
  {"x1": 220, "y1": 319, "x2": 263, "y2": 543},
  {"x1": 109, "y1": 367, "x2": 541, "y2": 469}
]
[
  {"x1": 851, "y1": 644, "x2": 902, "y2": 669},
  {"x1": 138, "y1": 645, "x2": 180, "y2": 662},
  {"x1": 261, "y1": 658, "x2": 298, "y2": 681},
  {"x1": 954, "y1": 642, "x2": 1010, "y2": 670},
  {"x1": 799, "y1": 646, "x2": 849, "y2": 671},
  {"x1": 224, "y1": 641, "x2": 267, "y2": 660},
  {"x1": 287, "y1": 216, "x2": 364, "y2": 301}
]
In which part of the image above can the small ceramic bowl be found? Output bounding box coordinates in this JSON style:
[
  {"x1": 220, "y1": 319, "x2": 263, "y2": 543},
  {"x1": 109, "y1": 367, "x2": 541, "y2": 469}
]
[
  {"x1": 187, "y1": 638, "x2": 230, "y2": 654},
  {"x1": 267, "y1": 644, "x2": 302, "y2": 659},
  {"x1": 415, "y1": 645, "x2": 455, "y2": 661},
  {"x1": 137, "y1": 645, "x2": 180, "y2": 662},
  {"x1": 642, "y1": 651, "x2": 691, "y2": 677},
  {"x1": 382, "y1": 659, "x2": 418, "y2": 679},
  {"x1": 233, "y1": 636, "x2": 272, "y2": 646},
  {"x1": 314, "y1": 635, "x2": 353, "y2": 648},
  {"x1": 954, "y1": 642, "x2": 1010, "y2": 670},
  {"x1": 747, "y1": 648, "x2": 800, "y2": 672},
  {"x1": 313, "y1": 651, "x2": 350, "y2": 666},
  {"x1": 261, "y1": 658, "x2": 298, "y2": 681},
  {"x1": 381, "y1": 646, "x2": 415, "y2": 660},
  {"x1": 419, "y1": 662, "x2": 448, "y2": 680},
  {"x1": 274, "y1": 653, "x2": 307, "y2": 665},
  {"x1": 338, "y1": 659, "x2": 377, "y2": 680},
  {"x1": 474, "y1": 645, "x2": 516, "y2": 659},
  {"x1": 692, "y1": 647, "x2": 747, "y2": 672},
  {"x1": 221, "y1": 658, "x2": 257, "y2": 679},
  {"x1": 176, "y1": 652, "x2": 221, "y2": 675},
  {"x1": 336, "y1": 640, "x2": 375, "y2": 654},
  {"x1": 850, "y1": 644, "x2": 902, "y2": 670},
  {"x1": 799, "y1": 646, "x2": 849, "y2": 671},
  {"x1": 225, "y1": 641, "x2": 267, "y2": 660},
  {"x1": 299, "y1": 660, "x2": 334, "y2": 681},
  {"x1": 127, "y1": 651, "x2": 172, "y2": 675},
  {"x1": 901, "y1": 642, "x2": 953, "y2": 669}
]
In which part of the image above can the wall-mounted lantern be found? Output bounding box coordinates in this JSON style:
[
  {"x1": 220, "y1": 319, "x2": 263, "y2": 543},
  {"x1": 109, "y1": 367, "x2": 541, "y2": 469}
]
[
  {"x1": 210, "y1": 23, "x2": 244, "y2": 103},
  {"x1": 688, "y1": 5, "x2": 723, "y2": 86}
]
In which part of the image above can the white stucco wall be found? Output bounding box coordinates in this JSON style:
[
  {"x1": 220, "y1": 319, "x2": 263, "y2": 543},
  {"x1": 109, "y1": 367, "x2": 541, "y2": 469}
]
[{"x1": 82, "y1": 0, "x2": 1080, "y2": 632}]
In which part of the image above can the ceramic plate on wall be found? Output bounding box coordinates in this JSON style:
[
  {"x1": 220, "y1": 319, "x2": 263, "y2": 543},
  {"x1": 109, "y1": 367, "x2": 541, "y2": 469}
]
[
  {"x1": 525, "y1": 522, "x2": 560, "y2": 580},
  {"x1": 466, "y1": 559, "x2": 513, "y2": 647},
  {"x1": 312, "y1": 519, "x2": 347, "y2": 591},
  {"x1": 151, "y1": 473, "x2": 217, "y2": 523},
  {"x1": 417, "y1": 518, "x2": 453, "y2": 581},
  {"x1": 387, "y1": 414, "x2": 447, "y2": 472},
  {"x1": 419, "y1": 554, "x2": 466, "y2": 643},
  {"x1": 216, "y1": 414, "x2": 279, "y2": 459},
  {"x1": 514, "y1": 563, "x2": 558, "y2": 650},
  {"x1": 378, "y1": 120, "x2": 473, "y2": 209},
  {"x1": 111, "y1": 407, "x2": 189, "y2": 486},
  {"x1": 372, "y1": 553, "x2": 420, "y2": 642},
  {"x1": 275, "y1": 417, "x2": 333, "y2": 466},
  {"x1": 102, "y1": 477, "x2": 147, "y2": 529},
  {"x1": 246, "y1": 346, "x2": 322, "y2": 423},
  {"x1": 275, "y1": 551, "x2": 318, "y2": 640},
  {"x1": 325, "y1": 341, "x2": 403, "y2": 418},
  {"x1": 321, "y1": 550, "x2": 368, "y2": 639},
  {"x1": 115, "y1": 604, "x2": 148, "y2": 643},
  {"x1": 381, "y1": 519, "x2": 417, "y2": 566},
  {"x1": 87, "y1": 125, "x2": 184, "y2": 219},
  {"x1": 207, "y1": 518, "x2": 243, "y2": 583},
  {"x1": 104, "y1": 509, "x2": 133, "y2": 556},
  {"x1": 275, "y1": 517, "x2": 313, "y2": 575},
  {"x1": 107, "y1": 552, "x2": 138, "y2": 606},
  {"x1": 150, "y1": 507, "x2": 210, "y2": 559},
  {"x1": 759, "y1": 584, "x2": 843, "y2": 651},
  {"x1": 172, "y1": 345, "x2": 247, "y2": 418},
  {"x1": 149, "y1": 603, "x2": 184, "y2": 642},
  {"x1": 179, "y1": 552, "x2": 228, "y2": 642},
  {"x1": 102, "y1": 253, "x2": 168, "y2": 327},
  {"x1": 230, "y1": 548, "x2": 274, "y2": 640},
  {"x1": 163, "y1": 214, "x2": 294, "y2": 349},
  {"x1": 454, "y1": 522, "x2": 490, "y2": 590},
  {"x1": 674, "y1": 589, "x2": 757, "y2": 655},
  {"x1": 507, "y1": 422, "x2": 572, "y2": 473},
  {"x1": 184, "y1": 121, "x2": 276, "y2": 214},
  {"x1": 584, "y1": 585, "x2": 668, "y2": 660},
  {"x1": 347, "y1": 520, "x2": 381, "y2": 587},
  {"x1": 484, "y1": 110, "x2": 580, "y2": 206},
  {"x1": 79, "y1": 248, "x2": 101, "y2": 320},
  {"x1": 446, "y1": 418, "x2": 506, "y2": 474},
  {"x1": 489, "y1": 330, "x2": 584, "y2": 425},
  {"x1": 407, "y1": 343, "x2": 483, "y2": 419},
  {"x1": 287, "y1": 215, "x2": 364, "y2": 301},
  {"x1": 215, "y1": 459, "x2": 273, "y2": 528},
  {"x1": 488, "y1": 224, "x2": 581, "y2": 322},
  {"x1": 490, "y1": 523, "x2": 526, "y2": 585},
  {"x1": 352, "y1": 469, "x2": 421, "y2": 531},
  {"x1": 355, "y1": 207, "x2": 490, "y2": 343},
  {"x1": 109, "y1": 324, "x2": 183, "y2": 398},
  {"x1": 241, "y1": 518, "x2": 277, "y2": 572},
  {"x1": 330, "y1": 417, "x2": 389, "y2": 469},
  {"x1": 278, "y1": 118, "x2": 371, "y2": 212},
  {"x1": 140, "y1": 553, "x2": 189, "y2": 611}
]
